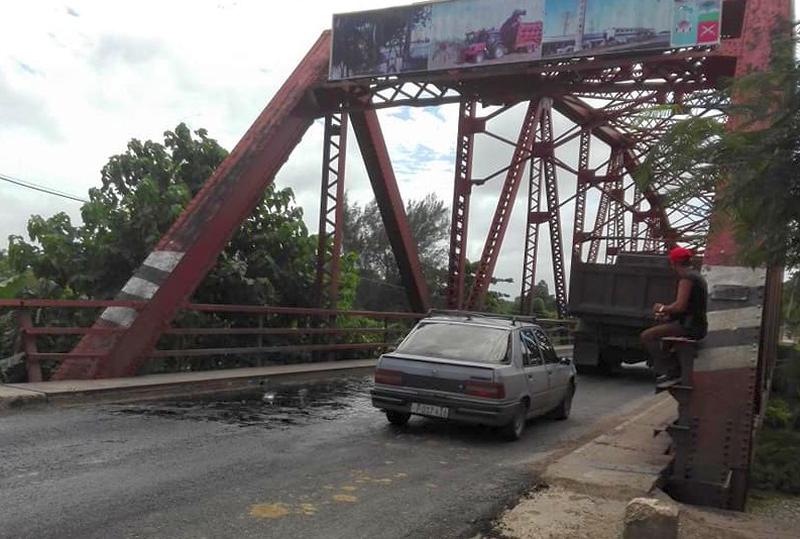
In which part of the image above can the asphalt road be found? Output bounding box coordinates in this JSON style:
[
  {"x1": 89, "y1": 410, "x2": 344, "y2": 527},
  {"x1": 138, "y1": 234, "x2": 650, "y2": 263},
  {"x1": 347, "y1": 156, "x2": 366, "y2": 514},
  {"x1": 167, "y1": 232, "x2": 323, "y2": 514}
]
[{"x1": 0, "y1": 367, "x2": 654, "y2": 539}]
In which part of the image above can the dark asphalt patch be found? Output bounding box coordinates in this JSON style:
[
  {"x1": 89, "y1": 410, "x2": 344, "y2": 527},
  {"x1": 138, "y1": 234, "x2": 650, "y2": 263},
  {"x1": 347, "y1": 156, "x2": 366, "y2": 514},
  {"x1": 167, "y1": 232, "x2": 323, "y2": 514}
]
[{"x1": 108, "y1": 376, "x2": 373, "y2": 428}]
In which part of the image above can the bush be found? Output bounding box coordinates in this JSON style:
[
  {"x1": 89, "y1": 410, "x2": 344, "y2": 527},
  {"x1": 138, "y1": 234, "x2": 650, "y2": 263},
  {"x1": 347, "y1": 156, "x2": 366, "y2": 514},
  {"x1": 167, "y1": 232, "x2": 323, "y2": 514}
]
[
  {"x1": 764, "y1": 398, "x2": 794, "y2": 429},
  {"x1": 752, "y1": 428, "x2": 800, "y2": 494}
]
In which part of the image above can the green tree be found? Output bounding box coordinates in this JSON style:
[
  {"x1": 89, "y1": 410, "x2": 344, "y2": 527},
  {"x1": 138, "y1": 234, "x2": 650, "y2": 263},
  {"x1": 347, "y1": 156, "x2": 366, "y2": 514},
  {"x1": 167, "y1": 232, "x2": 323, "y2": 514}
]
[
  {"x1": 635, "y1": 32, "x2": 800, "y2": 268},
  {"x1": 7, "y1": 124, "x2": 320, "y2": 307},
  {"x1": 343, "y1": 192, "x2": 449, "y2": 311}
]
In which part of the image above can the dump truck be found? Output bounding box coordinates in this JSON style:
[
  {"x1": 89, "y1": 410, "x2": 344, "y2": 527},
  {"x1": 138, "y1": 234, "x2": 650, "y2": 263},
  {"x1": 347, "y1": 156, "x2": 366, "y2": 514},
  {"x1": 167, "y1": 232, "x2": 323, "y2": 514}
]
[{"x1": 568, "y1": 254, "x2": 677, "y2": 373}]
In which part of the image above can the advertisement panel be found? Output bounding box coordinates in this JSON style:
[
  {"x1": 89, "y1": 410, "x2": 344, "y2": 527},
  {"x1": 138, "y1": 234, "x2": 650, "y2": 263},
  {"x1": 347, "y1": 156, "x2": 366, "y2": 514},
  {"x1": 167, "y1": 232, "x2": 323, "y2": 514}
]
[{"x1": 330, "y1": 0, "x2": 722, "y2": 80}]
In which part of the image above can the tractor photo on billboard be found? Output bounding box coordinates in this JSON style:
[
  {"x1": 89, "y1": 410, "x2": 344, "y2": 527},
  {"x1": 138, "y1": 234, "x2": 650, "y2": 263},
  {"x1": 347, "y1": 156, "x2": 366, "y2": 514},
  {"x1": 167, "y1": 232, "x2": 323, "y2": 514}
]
[{"x1": 460, "y1": 9, "x2": 543, "y2": 64}]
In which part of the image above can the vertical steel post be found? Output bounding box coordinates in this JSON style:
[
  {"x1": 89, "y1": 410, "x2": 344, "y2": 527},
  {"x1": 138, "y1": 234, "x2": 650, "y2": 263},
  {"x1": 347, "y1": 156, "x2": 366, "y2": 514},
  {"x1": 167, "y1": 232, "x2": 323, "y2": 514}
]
[
  {"x1": 571, "y1": 128, "x2": 592, "y2": 263},
  {"x1": 467, "y1": 99, "x2": 543, "y2": 311},
  {"x1": 540, "y1": 103, "x2": 569, "y2": 318},
  {"x1": 446, "y1": 100, "x2": 478, "y2": 310},
  {"x1": 315, "y1": 113, "x2": 348, "y2": 310},
  {"x1": 18, "y1": 310, "x2": 41, "y2": 383},
  {"x1": 520, "y1": 146, "x2": 543, "y2": 315}
]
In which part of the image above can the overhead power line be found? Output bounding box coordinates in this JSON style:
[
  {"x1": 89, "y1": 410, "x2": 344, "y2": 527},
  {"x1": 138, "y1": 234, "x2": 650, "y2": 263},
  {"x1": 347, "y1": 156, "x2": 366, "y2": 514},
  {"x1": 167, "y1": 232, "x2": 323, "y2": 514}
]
[{"x1": 0, "y1": 172, "x2": 89, "y2": 203}]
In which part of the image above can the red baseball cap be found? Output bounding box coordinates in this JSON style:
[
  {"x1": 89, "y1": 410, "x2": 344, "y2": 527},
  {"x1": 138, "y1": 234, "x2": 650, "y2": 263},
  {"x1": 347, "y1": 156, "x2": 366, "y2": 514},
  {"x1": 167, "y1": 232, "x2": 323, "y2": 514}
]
[{"x1": 668, "y1": 247, "x2": 693, "y2": 263}]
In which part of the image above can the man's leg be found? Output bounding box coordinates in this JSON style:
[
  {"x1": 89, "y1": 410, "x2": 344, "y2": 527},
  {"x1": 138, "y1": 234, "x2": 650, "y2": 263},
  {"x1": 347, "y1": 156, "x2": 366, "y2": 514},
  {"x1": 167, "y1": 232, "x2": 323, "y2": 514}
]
[{"x1": 641, "y1": 322, "x2": 686, "y2": 378}]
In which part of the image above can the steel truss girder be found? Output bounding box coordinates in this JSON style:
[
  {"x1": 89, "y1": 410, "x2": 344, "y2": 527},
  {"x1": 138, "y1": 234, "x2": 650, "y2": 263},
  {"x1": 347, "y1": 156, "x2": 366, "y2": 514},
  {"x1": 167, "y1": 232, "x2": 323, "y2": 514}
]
[
  {"x1": 520, "y1": 100, "x2": 568, "y2": 318},
  {"x1": 315, "y1": 113, "x2": 348, "y2": 309},
  {"x1": 446, "y1": 100, "x2": 478, "y2": 310},
  {"x1": 571, "y1": 129, "x2": 592, "y2": 262},
  {"x1": 467, "y1": 100, "x2": 544, "y2": 311},
  {"x1": 520, "y1": 140, "x2": 543, "y2": 316},
  {"x1": 539, "y1": 106, "x2": 568, "y2": 318},
  {"x1": 321, "y1": 52, "x2": 727, "y2": 113}
]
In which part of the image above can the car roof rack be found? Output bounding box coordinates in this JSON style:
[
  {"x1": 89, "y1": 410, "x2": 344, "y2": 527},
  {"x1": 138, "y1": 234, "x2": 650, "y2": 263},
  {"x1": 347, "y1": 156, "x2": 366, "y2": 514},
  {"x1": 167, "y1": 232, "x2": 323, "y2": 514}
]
[{"x1": 427, "y1": 309, "x2": 538, "y2": 326}]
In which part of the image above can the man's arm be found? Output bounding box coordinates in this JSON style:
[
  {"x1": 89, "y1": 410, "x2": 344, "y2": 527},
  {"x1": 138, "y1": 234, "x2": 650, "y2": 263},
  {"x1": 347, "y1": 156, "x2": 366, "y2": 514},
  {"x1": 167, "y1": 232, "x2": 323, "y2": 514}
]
[{"x1": 654, "y1": 279, "x2": 692, "y2": 316}]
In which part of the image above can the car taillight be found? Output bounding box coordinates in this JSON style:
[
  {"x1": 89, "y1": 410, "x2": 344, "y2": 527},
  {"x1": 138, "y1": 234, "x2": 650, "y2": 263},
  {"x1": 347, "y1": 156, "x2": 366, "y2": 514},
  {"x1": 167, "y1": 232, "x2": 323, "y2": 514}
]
[
  {"x1": 374, "y1": 368, "x2": 403, "y2": 386},
  {"x1": 464, "y1": 380, "x2": 506, "y2": 399}
]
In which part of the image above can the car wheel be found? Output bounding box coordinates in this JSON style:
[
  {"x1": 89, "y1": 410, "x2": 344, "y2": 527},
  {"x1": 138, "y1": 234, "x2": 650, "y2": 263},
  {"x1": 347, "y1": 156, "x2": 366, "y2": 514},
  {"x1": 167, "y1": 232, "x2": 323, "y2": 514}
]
[
  {"x1": 501, "y1": 402, "x2": 527, "y2": 441},
  {"x1": 552, "y1": 382, "x2": 575, "y2": 421},
  {"x1": 385, "y1": 410, "x2": 410, "y2": 426},
  {"x1": 475, "y1": 51, "x2": 485, "y2": 63}
]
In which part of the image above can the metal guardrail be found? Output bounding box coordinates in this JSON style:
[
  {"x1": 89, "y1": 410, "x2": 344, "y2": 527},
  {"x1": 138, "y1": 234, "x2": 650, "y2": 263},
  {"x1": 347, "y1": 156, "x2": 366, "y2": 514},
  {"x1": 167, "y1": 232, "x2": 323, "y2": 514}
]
[{"x1": 0, "y1": 299, "x2": 575, "y2": 381}]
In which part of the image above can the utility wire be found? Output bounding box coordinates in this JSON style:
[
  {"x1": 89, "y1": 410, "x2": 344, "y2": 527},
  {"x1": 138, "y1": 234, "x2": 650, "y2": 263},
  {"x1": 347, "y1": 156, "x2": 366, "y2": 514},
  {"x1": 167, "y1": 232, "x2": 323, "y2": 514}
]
[{"x1": 0, "y1": 172, "x2": 89, "y2": 203}]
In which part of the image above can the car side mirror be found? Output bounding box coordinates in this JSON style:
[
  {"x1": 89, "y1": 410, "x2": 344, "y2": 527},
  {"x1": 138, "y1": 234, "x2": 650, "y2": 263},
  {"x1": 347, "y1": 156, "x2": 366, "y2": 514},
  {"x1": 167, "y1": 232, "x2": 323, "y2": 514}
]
[{"x1": 559, "y1": 357, "x2": 572, "y2": 366}]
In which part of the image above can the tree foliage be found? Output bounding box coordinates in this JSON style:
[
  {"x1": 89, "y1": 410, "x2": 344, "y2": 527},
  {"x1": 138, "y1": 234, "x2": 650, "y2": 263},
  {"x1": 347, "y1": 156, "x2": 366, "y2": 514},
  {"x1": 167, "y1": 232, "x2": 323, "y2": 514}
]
[
  {"x1": 343, "y1": 193, "x2": 449, "y2": 311},
  {"x1": 785, "y1": 273, "x2": 800, "y2": 339},
  {"x1": 635, "y1": 30, "x2": 800, "y2": 267},
  {"x1": 7, "y1": 124, "x2": 320, "y2": 307},
  {"x1": 341, "y1": 193, "x2": 539, "y2": 314}
]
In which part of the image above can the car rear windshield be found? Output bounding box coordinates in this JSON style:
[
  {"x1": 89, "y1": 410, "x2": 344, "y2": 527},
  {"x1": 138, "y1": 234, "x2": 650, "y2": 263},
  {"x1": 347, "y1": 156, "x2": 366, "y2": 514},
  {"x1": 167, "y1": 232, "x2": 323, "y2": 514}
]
[{"x1": 395, "y1": 322, "x2": 510, "y2": 364}]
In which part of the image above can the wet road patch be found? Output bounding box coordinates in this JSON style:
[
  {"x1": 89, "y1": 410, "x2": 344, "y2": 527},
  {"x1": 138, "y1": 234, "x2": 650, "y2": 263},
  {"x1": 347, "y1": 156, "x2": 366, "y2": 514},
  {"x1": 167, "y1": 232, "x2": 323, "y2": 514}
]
[{"x1": 107, "y1": 377, "x2": 373, "y2": 428}]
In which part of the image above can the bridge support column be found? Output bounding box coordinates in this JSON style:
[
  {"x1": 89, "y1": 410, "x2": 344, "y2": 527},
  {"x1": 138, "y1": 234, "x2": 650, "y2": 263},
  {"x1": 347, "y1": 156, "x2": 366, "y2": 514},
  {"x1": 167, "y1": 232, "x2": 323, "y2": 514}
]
[
  {"x1": 315, "y1": 113, "x2": 348, "y2": 310},
  {"x1": 665, "y1": 0, "x2": 792, "y2": 510},
  {"x1": 446, "y1": 100, "x2": 478, "y2": 310}
]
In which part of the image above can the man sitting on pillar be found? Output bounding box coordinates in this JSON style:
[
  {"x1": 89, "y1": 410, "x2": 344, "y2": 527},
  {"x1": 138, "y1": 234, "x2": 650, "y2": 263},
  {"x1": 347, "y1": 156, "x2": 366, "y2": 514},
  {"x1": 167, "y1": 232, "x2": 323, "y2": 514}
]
[{"x1": 641, "y1": 247, "x2": 708, "y2": 383}]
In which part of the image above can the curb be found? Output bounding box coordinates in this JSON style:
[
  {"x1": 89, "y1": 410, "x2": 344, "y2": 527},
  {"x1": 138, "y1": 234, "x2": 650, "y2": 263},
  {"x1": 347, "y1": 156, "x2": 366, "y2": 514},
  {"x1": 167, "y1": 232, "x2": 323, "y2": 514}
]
[
  {"x1": 0, "y1": 386, "x2": 47, "y2": 411},
  {"x1": 0, "y1": 360, "x2": 376, "y2": 410}
]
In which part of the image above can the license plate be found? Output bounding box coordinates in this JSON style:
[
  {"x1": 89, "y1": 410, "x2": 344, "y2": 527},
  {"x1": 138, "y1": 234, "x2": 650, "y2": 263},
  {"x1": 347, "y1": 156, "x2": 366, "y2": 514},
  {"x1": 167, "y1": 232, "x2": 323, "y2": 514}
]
[{"x1": 410, "y1": 402, "x2": 449, "y2": 419}]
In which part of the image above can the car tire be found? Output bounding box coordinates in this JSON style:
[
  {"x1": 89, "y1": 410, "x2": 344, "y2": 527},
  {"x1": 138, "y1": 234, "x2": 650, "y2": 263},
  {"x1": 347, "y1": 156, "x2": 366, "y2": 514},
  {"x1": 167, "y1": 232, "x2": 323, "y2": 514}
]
[
  {"x1": 501, "y1": 402, "x2": 528, "y2": 441},
  {"x1": 385, "y1": 410, "x2": 410, "y2": 426},
  {"x1": 552, "y1": 382, "x2": 575, "y2": 421},
  {"x1": 475, "y1": 51, "x2": 485, "y2": 63}
]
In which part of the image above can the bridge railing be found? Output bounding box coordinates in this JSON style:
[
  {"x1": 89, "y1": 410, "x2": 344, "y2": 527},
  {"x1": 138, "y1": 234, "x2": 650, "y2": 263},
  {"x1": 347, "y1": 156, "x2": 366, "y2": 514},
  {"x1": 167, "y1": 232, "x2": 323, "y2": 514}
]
[{"x1": 0, "y1": 299, "x2": 575, "y2": 381}]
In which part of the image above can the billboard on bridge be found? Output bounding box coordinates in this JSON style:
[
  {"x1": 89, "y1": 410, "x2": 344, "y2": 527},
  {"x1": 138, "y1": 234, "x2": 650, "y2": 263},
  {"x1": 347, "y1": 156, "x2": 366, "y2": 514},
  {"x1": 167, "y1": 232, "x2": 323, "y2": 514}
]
[{"x1": 329, "y1": 0, "x2": 722, "y2": 80}]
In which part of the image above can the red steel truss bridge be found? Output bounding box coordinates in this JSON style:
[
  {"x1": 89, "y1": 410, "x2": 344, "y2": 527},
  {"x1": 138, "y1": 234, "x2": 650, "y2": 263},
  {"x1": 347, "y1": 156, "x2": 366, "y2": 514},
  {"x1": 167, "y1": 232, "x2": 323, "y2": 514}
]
[{"x1": 0, "y1": 0, "x2": 791, "y2": 513}]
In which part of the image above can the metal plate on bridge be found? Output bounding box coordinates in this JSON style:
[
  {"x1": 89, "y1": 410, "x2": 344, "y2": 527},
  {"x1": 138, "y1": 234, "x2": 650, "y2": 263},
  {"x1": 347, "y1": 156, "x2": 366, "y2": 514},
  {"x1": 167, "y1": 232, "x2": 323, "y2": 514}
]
[
  {"x1": 710, "y1": 285, "x2": 751, "y2": 302},
  {"x1": 330, "y1": 0, "x2": 722, "y2": 80}
]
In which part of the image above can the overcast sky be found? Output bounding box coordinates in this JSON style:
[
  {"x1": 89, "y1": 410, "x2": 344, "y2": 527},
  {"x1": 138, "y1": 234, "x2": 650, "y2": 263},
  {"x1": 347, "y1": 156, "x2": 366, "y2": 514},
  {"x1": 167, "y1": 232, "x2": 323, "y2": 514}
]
[{"x1": 1, "y1": 1, "x2": 797, "y2": 302}]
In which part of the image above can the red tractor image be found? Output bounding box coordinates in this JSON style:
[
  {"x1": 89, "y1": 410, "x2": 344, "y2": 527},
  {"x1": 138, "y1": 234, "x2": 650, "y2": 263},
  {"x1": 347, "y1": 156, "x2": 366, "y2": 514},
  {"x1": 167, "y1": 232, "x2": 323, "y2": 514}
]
[{"x1": 460, "y1": 9, "x2": 543, "y2": 64}]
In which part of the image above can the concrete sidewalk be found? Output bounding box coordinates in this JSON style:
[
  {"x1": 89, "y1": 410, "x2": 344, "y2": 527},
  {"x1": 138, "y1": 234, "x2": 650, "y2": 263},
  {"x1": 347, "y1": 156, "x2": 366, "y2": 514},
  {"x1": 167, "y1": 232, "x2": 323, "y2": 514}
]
[
  {"x1": 0, "y1": 359, "x2": 376, "y2": 410},
  {"x1": 489, "y1": 393, "x2": 795, "y2": 538}
]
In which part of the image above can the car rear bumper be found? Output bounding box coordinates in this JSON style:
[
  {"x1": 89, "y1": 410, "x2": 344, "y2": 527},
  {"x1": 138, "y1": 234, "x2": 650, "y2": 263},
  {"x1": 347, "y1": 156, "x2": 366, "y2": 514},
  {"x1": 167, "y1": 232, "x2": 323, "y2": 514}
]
[{"x1": 371, "y1": 386, "x2": 518, "y2": 427}]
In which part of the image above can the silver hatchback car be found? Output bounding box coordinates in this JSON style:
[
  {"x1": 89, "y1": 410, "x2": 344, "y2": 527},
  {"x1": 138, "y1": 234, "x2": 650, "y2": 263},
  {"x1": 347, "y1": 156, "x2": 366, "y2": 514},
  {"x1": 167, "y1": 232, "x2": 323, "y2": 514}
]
[{"x1": 371, "y1": 312, "x2": 576, "y2": 440}]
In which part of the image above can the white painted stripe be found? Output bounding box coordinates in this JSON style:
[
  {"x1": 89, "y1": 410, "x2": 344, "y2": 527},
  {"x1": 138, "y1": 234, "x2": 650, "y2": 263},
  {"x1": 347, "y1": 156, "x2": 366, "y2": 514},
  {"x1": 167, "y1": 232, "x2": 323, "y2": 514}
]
[
  {"x1": 143, "y1": 251, "x2": 184, "y2": 273},
  {"x1": 694, "y1": 343, "x2": 759, "y2": 373},
  {"x1": 121, "y1": 276, "x2": 160, "y2": 300},
  {"x1": 707, "y1": 306, "x2": 763, "y2": 332},
  {"x1": 702, "y1": 265, "x2": 767, "y2": 290},
  {"x1": 100, "y1": 307, "x2": 138, "y2": 328}
]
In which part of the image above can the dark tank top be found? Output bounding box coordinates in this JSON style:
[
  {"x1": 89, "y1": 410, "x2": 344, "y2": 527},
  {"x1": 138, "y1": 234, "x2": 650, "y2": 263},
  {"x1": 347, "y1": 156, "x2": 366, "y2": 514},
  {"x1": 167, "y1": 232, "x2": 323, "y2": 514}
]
[{"x1": 678, "y1": 270, "x2": 708, "y2": 339}]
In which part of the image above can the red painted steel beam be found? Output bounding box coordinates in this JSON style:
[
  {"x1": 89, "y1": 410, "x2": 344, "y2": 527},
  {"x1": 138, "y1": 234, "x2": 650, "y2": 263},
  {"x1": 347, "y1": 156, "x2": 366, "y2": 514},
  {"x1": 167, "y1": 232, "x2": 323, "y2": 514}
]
[
  {"x1": 571, "y1": 128, "x2": 592, "y2": 262},
  {"x1": 467, "y1": 100, "x2": 543, "y2": 310},
  {"x1": 538, "y1": 104, "x2": 569, "y2": 317},
  {"x1": 315, "y1": 113, "x2": 348, "y2": 309},
  {"x1": 446, "y1": 100, "x2": 478, "y2": 309},
  {"x1": 349, "y1": 108, "x2": 431, "y2": 313},
  {"x1": 520, "y1": 134, "x2": 544, "y2": 315},
  {"x1": 56, "y1": 32, "x2": 334, "y2": 380}
]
